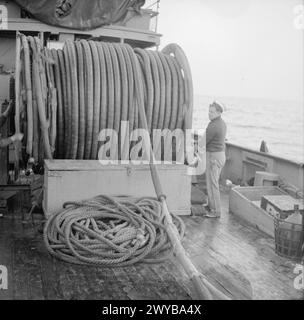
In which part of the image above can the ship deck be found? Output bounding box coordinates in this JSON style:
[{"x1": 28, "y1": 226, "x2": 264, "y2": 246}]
[{"x1": 0, "y1": 185, "x2": 302, "y2": 300}]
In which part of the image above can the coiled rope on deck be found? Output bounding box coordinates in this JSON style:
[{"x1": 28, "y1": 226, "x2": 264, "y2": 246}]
[
  {"x1": 16, "y1": 35, "x2": 193, "y2": 162},
  {"x1": 43, "y1": 195, "x2": 185, "y2": 266}
]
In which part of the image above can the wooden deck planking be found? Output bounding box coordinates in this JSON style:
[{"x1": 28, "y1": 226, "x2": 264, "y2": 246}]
[
  {"x1": 12, "y1": 238, "x2": 44, "y2": 299},
  {"x1": 182, "y1": 191, "x2": 302, "y2": 300},
  {"x1": 133, "y1": 265, "x2": 172, "y2": 300},
  {"x1": 0, "y1": 187, "x2": 302, "y2": 300},
  {"x1": 0, "y1": 220, "x2": 13, "y2": 300},
  {"x1": 40, "y1": 256, "x2": 64, "y2": 300}
]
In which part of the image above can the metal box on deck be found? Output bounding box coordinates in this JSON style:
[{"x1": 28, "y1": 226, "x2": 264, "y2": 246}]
[
  {"x1": 261, "y1": 195, "x2": 304, "y2": 219},
  {"x1": 229, "y1": 186, "x2": 289, "y2": 237},
  {"x1": 43, "y1": 160, "x2": 191, "y2": 218}
]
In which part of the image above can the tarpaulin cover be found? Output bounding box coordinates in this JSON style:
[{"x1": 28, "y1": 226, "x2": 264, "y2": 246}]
[{"x1": 13, "y1": 0, "x2": 145, "y2": 30}]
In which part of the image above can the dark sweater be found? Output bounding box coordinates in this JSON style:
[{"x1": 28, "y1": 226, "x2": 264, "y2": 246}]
[{"x1": 206, "y1": 116, "x2": 227, "y2": 152}]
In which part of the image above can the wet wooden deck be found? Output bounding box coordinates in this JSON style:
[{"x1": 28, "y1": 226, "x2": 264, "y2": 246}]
[{"x1": 0, "y1": 186, "x2": 302, "y2": 300}]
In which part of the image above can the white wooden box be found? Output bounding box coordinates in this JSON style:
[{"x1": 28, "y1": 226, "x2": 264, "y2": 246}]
[
  {"x1": 229, "y1": 186, "x2": 288, "y2": 237},
  {"x1": 43, "y1": 160, "x2": 191, "y2": 217}
]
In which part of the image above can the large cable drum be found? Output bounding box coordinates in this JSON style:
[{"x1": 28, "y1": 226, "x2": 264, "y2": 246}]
[{"x1": 16, "y1": 36, "x2": 193, "y2": 163}]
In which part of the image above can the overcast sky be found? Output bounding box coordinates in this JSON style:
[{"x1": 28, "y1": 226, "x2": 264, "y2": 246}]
[{"x1": 157, "y1": 0, "x2": 303, "y2": 102}]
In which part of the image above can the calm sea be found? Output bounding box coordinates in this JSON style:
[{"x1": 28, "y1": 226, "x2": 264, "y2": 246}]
[{"x1": 192, "y1": 95, "x2": 304, "y2": 163}]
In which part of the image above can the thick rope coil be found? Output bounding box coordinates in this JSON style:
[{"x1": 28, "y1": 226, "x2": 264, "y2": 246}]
[{"x1": 43, "y1": 195, "x2": 185, "y2": 266}]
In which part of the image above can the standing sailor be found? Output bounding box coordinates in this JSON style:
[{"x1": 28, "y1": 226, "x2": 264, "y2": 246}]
[{"x1": 205, "y1": 101, "x2": 227, "y2": 218}]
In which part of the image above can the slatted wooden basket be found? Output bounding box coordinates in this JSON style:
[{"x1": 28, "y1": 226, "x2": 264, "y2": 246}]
[{"x1": 274, "y1": 217, "x2": 304, "y2": 261}]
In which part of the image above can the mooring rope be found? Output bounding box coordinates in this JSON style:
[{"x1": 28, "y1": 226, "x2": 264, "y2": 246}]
[
  {"x1": 16, "y1": 36, "x2": 193, "y2": 162},
  {"x1": 43, "y1": 195, "x2": 185, "y2": 266}
]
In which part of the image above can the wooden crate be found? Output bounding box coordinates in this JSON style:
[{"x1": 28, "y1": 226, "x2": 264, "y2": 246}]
[
  {"x1": 261, "y1": 195, "x2": 304, "y2": 219},
  {"x1": 229, "y1": 186, "x2": 288, "y2": 237},
  {"x1": 43, "y1": 160, "x2": 192, "y2": 217}
]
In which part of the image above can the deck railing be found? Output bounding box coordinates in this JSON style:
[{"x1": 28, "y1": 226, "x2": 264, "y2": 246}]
[
  {"x1": 142, "y1": 0, "x2": 160, "y2": 33},
  {"x1": 222, "y1": 142, "x2": 304, "y2": 197}
]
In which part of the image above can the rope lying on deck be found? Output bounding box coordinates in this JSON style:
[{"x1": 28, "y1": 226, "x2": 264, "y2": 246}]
[
  {"x1": 16, "y1": 35, "x2": 193, "y2": 162},
  {"x1": 43, "y1": 195, "x2": 185, "y2": 266}
]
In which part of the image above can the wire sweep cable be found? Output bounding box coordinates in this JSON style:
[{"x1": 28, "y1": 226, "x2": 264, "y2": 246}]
[{"x1": 16, "y1": 36, "x2": 193, "y2": 162}]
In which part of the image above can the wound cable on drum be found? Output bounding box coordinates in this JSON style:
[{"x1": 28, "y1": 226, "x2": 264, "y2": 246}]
[{"x1": 16, "y1": 36, "x2": 192, "y2": 162}]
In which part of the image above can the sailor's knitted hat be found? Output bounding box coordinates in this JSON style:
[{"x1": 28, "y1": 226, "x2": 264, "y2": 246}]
[{"x1": 210, "y1": 100, "x2": 225, "y2": 113}]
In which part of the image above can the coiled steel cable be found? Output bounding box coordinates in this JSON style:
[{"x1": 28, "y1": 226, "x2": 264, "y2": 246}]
[{"x1": 17, "y1": 36, "x2": 193, "y2": 162}]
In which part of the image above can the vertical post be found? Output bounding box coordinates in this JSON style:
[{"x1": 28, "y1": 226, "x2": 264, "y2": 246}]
[
  {"x1": 0, "y1": 102, "x2": 8, "y2": 184},
  {"x1": 14, "y1": 31, "x2": 21, "y2": 181},
  {"x1": 39, "y1": 31, "x2": 44, "y2": 46},
  {"x1": 155, "y1": 0, "x2": 160, "y2": 33},
  {"x1": 301, "y1": 210, "x2": 304, "y2": 263},
  {"x1": 155, "y1": 0, "x2": 160, "y2": 50}
]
